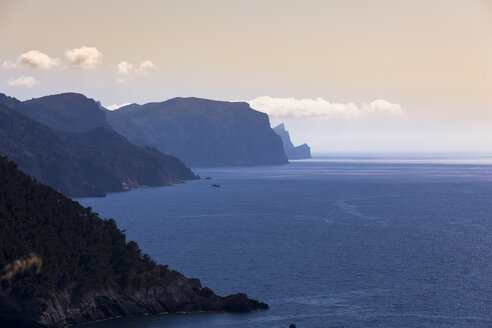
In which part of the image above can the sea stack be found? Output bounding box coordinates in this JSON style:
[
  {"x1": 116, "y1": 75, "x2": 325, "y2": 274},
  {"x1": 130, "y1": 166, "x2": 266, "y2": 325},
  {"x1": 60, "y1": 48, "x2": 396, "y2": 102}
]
[{"x1": 273, "y1": 123, "x2": 311, "y2": 160}]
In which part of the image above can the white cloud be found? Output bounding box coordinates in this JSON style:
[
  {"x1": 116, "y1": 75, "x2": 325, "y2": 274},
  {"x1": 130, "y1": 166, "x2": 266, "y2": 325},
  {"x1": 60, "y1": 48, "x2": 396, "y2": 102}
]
[
  {"x1": 116, "y1": 61, "x2": 133, "y2": 75},
  {"x1": 115, "y1": 60, "x2": 157, "y2": 81},
  {"x1": 139, "y1": 60, "x2": 156, "y2": 69},
  {"x1": 2, "y1": 50, "x2": 60, "y2": 70},
  {"x1": 247, "y1": 96, "x2": 404, "y2": 118},
  {"x1": 104, "y1": 102, "x2": 132, "y2": 110},
  {"x1": 17, "y1": 50, "x2": 60, "y2": 69},
  {"x1": 2, "y1": 61, "x2": 18, "y2": 69},
  {"x1": 65, "y1": 46, "x2": 102, "y2": 69},
  {"x1": 136, "y1": 60, "x2": 157, "y2": 75},
  {"x1": 361, "y1": 99, "x2": 403, "y2": 115},
  {"x1": 7, "y1": 76, "x2": 39, "y2": 87}
]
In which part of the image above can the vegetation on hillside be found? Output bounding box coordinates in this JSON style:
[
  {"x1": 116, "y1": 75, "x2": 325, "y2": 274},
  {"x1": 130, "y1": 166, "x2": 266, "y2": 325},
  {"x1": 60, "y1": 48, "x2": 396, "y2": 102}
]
[{"x1": 0, "y1": 156, "x2": 173, "y2": 297}]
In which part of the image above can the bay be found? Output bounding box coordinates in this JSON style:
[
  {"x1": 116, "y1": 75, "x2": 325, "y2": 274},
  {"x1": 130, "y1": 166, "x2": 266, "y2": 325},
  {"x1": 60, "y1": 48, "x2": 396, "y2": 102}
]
[{"x1": 79, "y1": 156, "x2": 492, "y2": 327}]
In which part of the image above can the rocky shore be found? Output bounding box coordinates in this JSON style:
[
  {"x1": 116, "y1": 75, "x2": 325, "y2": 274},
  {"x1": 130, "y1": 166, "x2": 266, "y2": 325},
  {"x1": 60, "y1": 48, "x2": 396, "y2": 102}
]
[{"x1": 0, "y1": 272, "x2": 267, "y2": 328}]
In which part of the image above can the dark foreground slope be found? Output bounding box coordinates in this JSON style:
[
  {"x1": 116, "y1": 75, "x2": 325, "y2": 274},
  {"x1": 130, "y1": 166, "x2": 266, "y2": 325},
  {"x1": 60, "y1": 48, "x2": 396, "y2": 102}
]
[
  {"x1": 107, "y1": 97, "x2": 288, "y2": 167},
  {"x1": 273, "y1": 124, "x2": 311, "y2": 160},
  {"x1": 0, "y1": 157, "x2": 268, "y2": 328},
  {"x1": 0, "y1": 103, "x2": 196, "y2": 197}
]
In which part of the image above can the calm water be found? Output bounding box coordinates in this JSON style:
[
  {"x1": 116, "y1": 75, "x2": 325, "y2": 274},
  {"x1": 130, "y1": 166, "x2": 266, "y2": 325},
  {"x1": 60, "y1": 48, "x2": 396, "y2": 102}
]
[{"x1": 78, "y1": 157, "x2": 492, "y2": 328}]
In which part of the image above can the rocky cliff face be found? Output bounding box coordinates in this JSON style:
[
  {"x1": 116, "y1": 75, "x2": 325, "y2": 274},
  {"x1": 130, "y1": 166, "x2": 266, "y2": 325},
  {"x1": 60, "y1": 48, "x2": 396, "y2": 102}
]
[
  {"x1": 0, "y1": 281, "x2": 266, "y2": 328},
  {"x1": 273, "y1": 123, "x2": 311, "y2": 160},
  {"x1": 34, "y1": 276, "x2": 266, "y2": 327},
  {"x1": 0, "y1": 98, "x2": 197, "y2": 197},
  {"x1": 107, "y1": 97, "x2": 288, "y2": 167}
]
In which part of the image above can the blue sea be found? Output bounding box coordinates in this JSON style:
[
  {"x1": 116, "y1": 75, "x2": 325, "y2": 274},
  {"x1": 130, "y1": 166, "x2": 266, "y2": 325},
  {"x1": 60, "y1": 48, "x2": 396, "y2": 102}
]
[{"x1": 78, "y1": 156, "x2": 492, "y2": 328}]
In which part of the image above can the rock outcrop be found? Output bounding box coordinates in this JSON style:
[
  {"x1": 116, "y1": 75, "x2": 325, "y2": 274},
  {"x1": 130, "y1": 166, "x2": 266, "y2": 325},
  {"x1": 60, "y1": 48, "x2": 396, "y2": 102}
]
[
  {"x1": 273, "y1": 123, "x2": 311, "y2": 160},
  {"x1": 0, "y1": 284, "x2": 266, "y2": 328},
  {"x1": 34, "y1": 279, "x2": 267, "y2": 327},
  {"x1": 107, "y1": 97, "x2": 288, "y2": 167}
]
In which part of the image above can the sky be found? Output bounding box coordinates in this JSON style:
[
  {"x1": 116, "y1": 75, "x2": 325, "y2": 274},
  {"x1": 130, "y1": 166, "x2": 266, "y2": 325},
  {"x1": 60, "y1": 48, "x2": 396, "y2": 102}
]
[{"x1": 1, "y1": 0, "x2": 492, "y2": 153}]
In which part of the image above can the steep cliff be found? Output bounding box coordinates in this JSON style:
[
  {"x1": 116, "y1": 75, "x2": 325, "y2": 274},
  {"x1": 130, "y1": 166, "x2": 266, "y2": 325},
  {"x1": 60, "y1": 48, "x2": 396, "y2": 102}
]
[
  {"x1": 0, "y1": 103, "x2": 196, "y2": 197},
  {"x1": 13, "y1": 93, "x2": 111, "y2": 133},
  {"x1": 107, "y1": 97, "x2": 288, "y2": 167},
  {"x1": 273, "y1": 123, "x2": 311, "y2": 160},
  {"x1": 0, "y1": 157, "x2": 268, "y2": 327}
]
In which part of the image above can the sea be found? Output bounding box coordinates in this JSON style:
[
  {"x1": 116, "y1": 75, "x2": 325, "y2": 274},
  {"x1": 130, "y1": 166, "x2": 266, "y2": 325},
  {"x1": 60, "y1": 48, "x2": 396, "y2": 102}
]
[{"x1": 78, "y1": 155, "x2": 492, "y2": 328}]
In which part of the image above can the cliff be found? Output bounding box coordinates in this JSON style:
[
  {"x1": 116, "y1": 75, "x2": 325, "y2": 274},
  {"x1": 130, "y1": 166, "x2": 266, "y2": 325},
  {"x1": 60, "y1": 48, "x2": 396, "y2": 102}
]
[
  {"x1": 0, "y1": 157, "x2": 267, "y2": 327},
  {"x1": 0, "y1": 102, "x2": 196, "y2": 197},
  {"x1": 107, "y1": 97, "x2": 288, "y2": 167},
  {"x1": 273, "y1": 123, "x2": 311, "y2": 160},
  {"x1": 12, "y1": 92, "x2": 111, "y2": 133}
]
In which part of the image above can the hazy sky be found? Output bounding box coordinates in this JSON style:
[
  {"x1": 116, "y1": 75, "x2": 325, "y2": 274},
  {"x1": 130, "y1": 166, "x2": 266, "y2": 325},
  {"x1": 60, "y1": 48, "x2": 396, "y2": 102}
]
[{"x1": 1, "y1": 0, "x2": 492, "y2": 153}]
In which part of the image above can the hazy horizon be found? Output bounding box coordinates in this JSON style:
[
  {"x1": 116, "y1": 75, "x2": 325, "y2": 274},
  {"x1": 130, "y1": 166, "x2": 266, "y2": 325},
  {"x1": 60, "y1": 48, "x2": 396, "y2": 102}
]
[{"x1": 1, "y1": 0, "x2": 492, "y2": 153}]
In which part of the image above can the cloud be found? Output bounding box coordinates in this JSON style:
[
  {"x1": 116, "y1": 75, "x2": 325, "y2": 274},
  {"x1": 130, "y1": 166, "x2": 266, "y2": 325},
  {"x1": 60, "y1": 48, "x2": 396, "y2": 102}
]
[
  {"x1": 116, "y1": 61, "x2": 133, "y2": 75},
  {"x1": 139, "y1": 60, "x2": 156, "y2": 69},
  {"x1": 7, "y1": 76, "x2": 39, "y2": 87},
  {"x1": 361, "y1": 99, "x2": 403, "y2": 114},
  {"x1": 2, "y1": 61, "x2": 18, "y2": 69},
  {"x1": 18, "y1": 50, "x2": 60, "y2": 69},
  {"x1": 2, "y1": 50, "x2": 60, "y2": 70},
  {"x1": 135, "y1": 60, "x2": 157, "y2": 76},
  {"x1": 104, "y1": 102, "x2": 132, "y2": 110},
  {"x1": 115, "y1": 60, "x2": 157, "y2": 82},
  {"x1": 247, "y1": 96, "x2": 404, "y2": 118},
  {"x1": 65, "y1": 46, "x2": 102, "y2": 69}
]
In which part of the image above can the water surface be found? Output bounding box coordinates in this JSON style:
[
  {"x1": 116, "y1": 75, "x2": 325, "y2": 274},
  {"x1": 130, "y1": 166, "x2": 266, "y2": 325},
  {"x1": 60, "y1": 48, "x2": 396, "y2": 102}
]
[{"x1": 79, "y1": 157, "x2": 492, "y2": 327}]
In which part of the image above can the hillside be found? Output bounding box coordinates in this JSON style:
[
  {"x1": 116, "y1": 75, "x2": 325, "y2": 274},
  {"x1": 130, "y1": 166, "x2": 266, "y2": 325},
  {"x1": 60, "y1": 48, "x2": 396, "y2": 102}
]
[
  {"x1": 0, "y1": 157, "x2": 268, "y2": 327},
  {"x1": 107, "y1": 97, "x2": 288, "y2": 167},
  {"x1": 0, "y1": 103, "x2": 196, "y2": 197},
  {"x1": 12, "y1": 92, "x2": 111, "y2": 133}
]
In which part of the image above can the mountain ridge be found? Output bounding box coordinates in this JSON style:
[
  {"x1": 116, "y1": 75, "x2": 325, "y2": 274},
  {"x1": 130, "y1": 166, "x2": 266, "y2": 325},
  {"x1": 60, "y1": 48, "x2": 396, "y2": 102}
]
[
  {"x1": 108, "y1": 97, "x2": 289, "y2": 167},
  {"x1": 0, "y1": 98, "x2": 197, "y2": 197},
  {"x1": 15, "y1": 92, "x2": 111, "y2": 133}
]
